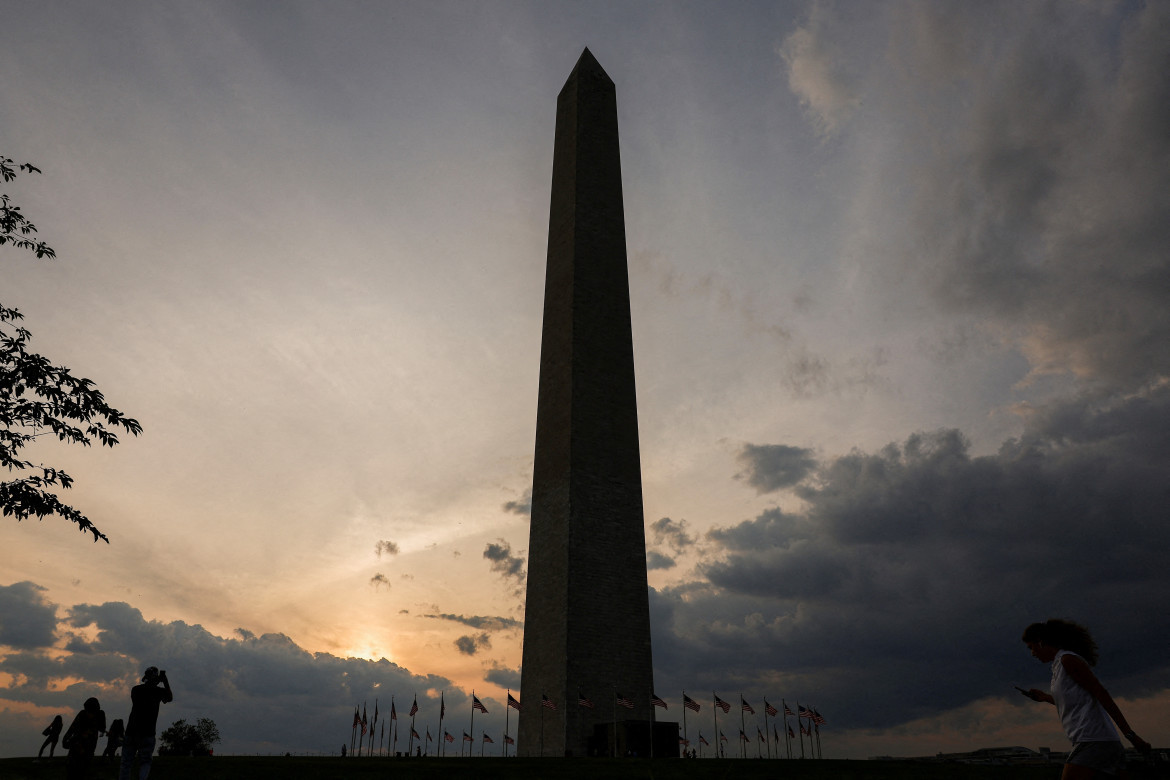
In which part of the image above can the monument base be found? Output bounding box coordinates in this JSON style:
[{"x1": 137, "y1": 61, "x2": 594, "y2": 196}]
[{"x1": 585, "y1": 720, "x2": 680, "y2": 758}]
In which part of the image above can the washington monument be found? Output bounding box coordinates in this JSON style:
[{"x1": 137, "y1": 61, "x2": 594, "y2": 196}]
[{"x1": 517, "y1": 49, "x2": 656, "y2": 757}]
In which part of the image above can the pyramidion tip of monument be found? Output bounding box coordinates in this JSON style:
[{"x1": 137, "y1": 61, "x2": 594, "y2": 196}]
[{"x1": 570, "y1": 46, "x2": 613, "y2": 85}]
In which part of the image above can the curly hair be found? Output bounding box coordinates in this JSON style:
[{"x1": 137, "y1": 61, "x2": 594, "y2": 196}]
[{"x1": 1022, "y1": 619, "x2": 1100, "y2": 666}]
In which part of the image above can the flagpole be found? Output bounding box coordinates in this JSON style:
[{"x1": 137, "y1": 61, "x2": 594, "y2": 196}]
[
  {"x1": 438, "y1": 691, "x2": 445, "y2": 758},
  {"x1": 350, "y1": 707, "x2": 357, "y2": 757},
  {"x1": 712, "y1": 693, "x2": 718, "y2": 759},
  {"x1": 681, "y1": 691, "x2": 688, "y2": 757},
  {"x1": 763, "y1": 700, "x2": 770, "y2": 759},
  {"x1": 739, "y1": 694, "x2": 745, "y2": 759},
  {"x1": 649, "y1": 693, "x2": 655, "y2": 759},
  {"x1": 469, "y1": 691, "x2": 476, "y2": 758},
  {"x1": 611, "y1": 686, "x2": 617, "y2": 758},
  {"x1": 391, "y1": 696, "x2": 398, "y2": 757},
  {"x1": 504, "y1": 690, "x2": 510, "y2": 758},
  {"x1": 798, "y1": 704, "x2": 805, "y2": 759},
  {"x1": 540, "y1": 696, "x2": 545, "y2": 757}
]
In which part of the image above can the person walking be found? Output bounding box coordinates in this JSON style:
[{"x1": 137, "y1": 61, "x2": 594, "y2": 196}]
[
  {"x1": 37, "y1": 714, "x2": 63, "y2": 759},
  {"x1": 119, "y1": 667, "x2": 173, "y2": 780},
  {"x1": 62, "y1": 697, "x2": 106, "y2": 780},
  {"x1": 1021, "y1": 619, "x2": 1151, "y2": 778}
]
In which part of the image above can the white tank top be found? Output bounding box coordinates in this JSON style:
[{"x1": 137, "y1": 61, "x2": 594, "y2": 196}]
[{"x1": 1051, "y1": 650, "x2": 1119, "y2": 743}]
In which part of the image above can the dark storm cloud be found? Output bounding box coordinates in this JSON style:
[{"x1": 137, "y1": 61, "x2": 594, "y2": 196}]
[
  {"x1": 454, "y1": 633, "x2": 491, "y2": 656},
  {"x1": 649, "y1": 517, "x2": 697, "y2": 553},
  {"x1": 0, "y1": 595, "x2": 456, "y2": 757},
  {"x1": 483, "y1": 661, "x2": 520, "y2": 690},
  {"x1": 375, "y1": 540, "x2": 399, "y2": 558},
  {"x1": 422, "y1": 614, "x2": 521, "y2": 632},
  {"x1": 646, "y1": 551, "x2": 676, "y2": 571},
  {"x1": 854, "y1": 2, "x2": 1170, "y2": 390},
  {"x1": 735, "y1": 444, "x2": 817, "y2": 493},
  {"x1": 653, "y1": 384, "x2": 1170, "y2": 731},
  {"x1": 502, "y1": 488, "x2": 532, "y2": 516},
  {"x1": 0, "y1": 582, "x2": 58, "y2": 649},
  {"x1": 483, "y1": 539, "x2": 526, "y2": 597}
]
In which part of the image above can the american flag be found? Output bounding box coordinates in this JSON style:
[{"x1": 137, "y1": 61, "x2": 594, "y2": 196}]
[
  {"x1": 504, "y1": 734, "x2": 515, "y2": 745},
  {"x1": 739, "y1": 730, "x2": 749, "y2": 742},
  {"x1": 679, "y1": 737, "x2": 689, "y2": 746},
  {"x1": 440, "y1": 692, "x2": 445, "y2": 720},
  {"x1": 374, "y1": 702, "x2": 379, "y2": 723},
  {"x1": 426, "y1": 729, "x2": 433, "y2": 742},
  {"x1": 800, "y1": 723, "x2": 809, "y2": 736},
  {"x1": 444, "y1": 731, "x2": 455, "y2": 743},
  {"x1": 714, "y1": 695, "x2": 731, "y2": 713},
  {"x1": 352, "y1": 709, "x2": 360, "y2": 728},
  {"x1": 482, "y1": 733, "x2": 494, "y2": 743},
  {"x1": 615, "y1": 692, "x2": 634, "y2": 709},
  {"x1": 541, "y1": 694, "x2": 557, "y2": 710},
  {"x1": 812, "y1": 708, "x2": 827, "y2": 725},
  {"x1": 651, "y1": 693, "x2": 668, "y2": 709},
  {"x1": 463, "y1": 732, "x2": 473, "y2": 742},
  {"x1": 741, "y1": 697, "x2": 755, "y2": 715},
  {"x1": 699, "y1": 734, "x2": 709, "y2": 746},
  {"x1": 508, "y1": 693, "x2": 521, "y2": 711},
  {"x1": 683, "y1": 694, "x2": 700, "y2": 712},
  {"x1": 391, "y1": 701, "x2": 397, "y2": 721},
  {"x1": 757, "y1": 727, "x2": 765, "y2": 742},
  {"x1": 411, "y1": 727, "x2": 420, "y2": 740},
  {"x1": 578, "y1": 692, "x2": 594, "y2": 709},
  {"x1": 472, "y1": 695, "x2": 488, "y2": 713},
  {"x1": 719, "y1": 731, "x2": 728, "y2": 742},
  {"x1": 798, "y1": 704, "x2": 813, "y2": 719},
  {"x1": 774, "y1": 725, "x2": 780, "y2": 742},
  {"x1": 409, "y1": 698, "x2": 419, "y2": 717},
  {"x1": 764, "y1": 700, "x2": 778, "y2": 717},
  {"x1": 788, "y1": 725, "x2": 796, "y2": 739},
  {"x1": 783, "y1": 700, "x2": 794, "y2": 717}
]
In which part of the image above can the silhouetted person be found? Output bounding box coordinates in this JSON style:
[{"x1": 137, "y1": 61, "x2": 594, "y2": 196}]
[
  {"x1": 63, "y1": 697, "x2": 106, "y2": 780},
  {"x1": 104, "y1": 718, "x2": 125, "y2": 759},
  {"x1": 37, "y1": 714, "x2": 64, "y2": 759},
  {"x1": 1022, "y1": 620, "x2": 1151, "y2": 779},
  {"x1": 119, "y1": 667, "x2": 173, "y2": 780}
]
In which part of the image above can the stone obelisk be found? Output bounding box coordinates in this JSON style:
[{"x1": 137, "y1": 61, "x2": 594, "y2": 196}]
[{"x1": 517, "y1": 48, "x2": 655, "y2": 758}]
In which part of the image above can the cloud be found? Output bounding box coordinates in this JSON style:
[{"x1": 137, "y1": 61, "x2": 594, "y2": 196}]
[
  {"x1": 454, "y1": 634, "x2": 490, "y2": 656},
  {"x1": 482, "y1": 661, "x2": 520, "y2": 690},
  {"x1": 375, "y1": 540, "x2": 399, "y2": 558},
  {"x1": 0, "y1": 593, "x2": 454, "y2": 757},
  {"x1": 502, "y1": 488, "x2": 531, "y2": 516},
  {"x1": 482, "y1": 540, "x2": 526, "y2": 596},
  {"x1": 828, "y1": 2, "x2": 1170, "y2": 393},
  {"x1": 649, "y1": 517, "x2": 696, "y2": 553},
  {"x1": 0, "y1": 582, "x2": 58, "y2": 650},
  {"x1": 735, "y1": 444, "x2": 817, "y2": 493},
  {"x1": 369, "y1": 573, "x2": 391, "y2": 591},
  {"x1": 654, "y1": 383, "x2": 1170, "y2": 731},
  {"x1": 422, "y1": 614, "x2": 521, "y2": 632},
  {"x1": 646, "y1": 551, "x2": 675, "y2": 571},
  {"x1": 779, "y1": 4, "x2": 860, "y2": 137}
]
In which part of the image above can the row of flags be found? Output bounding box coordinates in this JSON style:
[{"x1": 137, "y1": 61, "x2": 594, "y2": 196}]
[{"x1": 348, "y1": 690, "x2": 826, "y2": 758}]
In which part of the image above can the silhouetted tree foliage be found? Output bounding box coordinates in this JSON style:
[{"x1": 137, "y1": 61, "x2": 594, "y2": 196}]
[
  {"x1": 159, "y1": 717, "x2": 221, "y2": 757},
  {"x1": 1, "y1": 155, "x2": 141, "y2": 542}
]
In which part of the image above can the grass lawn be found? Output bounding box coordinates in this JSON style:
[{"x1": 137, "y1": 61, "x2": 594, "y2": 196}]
[{"x1": 1, "y1": 756, "x2": 1067, "y2": 780}]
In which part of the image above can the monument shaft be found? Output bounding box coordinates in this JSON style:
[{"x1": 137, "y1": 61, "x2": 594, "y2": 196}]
[{"x1": 517, "y1": 49, "x2": 654, "y2": 757}]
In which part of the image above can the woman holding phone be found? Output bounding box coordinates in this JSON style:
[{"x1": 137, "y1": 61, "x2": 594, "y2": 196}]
[{"x1": 1021, "y1": 619, "x2": 1150, "y2": 778}]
